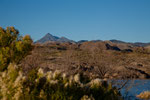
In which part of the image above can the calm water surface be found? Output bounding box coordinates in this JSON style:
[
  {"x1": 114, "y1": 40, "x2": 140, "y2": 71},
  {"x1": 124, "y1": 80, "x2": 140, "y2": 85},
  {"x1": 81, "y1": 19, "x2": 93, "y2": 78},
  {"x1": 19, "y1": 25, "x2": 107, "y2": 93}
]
[{"x1": 111, "y1": 80, "x2": 150, "y2": 100}]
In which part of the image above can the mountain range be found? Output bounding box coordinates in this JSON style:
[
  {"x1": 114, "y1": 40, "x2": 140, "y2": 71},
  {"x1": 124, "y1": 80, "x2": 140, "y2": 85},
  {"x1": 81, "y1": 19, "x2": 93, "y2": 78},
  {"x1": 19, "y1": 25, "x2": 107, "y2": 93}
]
[
  {"x1": 35, "y1": 33, "x2": 74, "y2": 43},
  {"x1": 35, "y1": 33, "x2": 150, "y2": 47}
]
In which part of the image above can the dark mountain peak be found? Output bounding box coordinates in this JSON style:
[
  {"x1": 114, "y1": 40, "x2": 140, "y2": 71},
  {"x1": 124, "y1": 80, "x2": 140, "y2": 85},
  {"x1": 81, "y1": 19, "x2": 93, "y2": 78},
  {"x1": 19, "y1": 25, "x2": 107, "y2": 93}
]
[
  {"x1": 36, "y1": 33, "x2": 59, "y2": 43},
  {"x1": 44, "y1": 33, "x2": 59, "y2": 39},
  {"x1": 45, "y1": 33, "x2": 52, "y2": 37},
  {"x1": 36, "y1": 33, "x2": 74, "y2": 43}
]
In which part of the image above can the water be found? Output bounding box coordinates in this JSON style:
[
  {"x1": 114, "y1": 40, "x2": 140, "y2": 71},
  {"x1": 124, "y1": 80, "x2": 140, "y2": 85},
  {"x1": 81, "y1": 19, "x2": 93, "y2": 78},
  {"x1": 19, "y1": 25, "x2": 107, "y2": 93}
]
[{"x1": 111, "y1": 80, "x2": 150, "y2": 100}]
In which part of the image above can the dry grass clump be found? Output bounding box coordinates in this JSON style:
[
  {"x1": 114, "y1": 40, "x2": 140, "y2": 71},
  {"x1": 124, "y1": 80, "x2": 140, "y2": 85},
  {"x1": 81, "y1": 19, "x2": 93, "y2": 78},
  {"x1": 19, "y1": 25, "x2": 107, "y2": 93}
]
[
  {"x1": 0, "y1": 65, "x2": 122, "y2": 100},
  {"x1": 136, "y1": 91, "x2": 150, "y2": 100},
  {"x1": 0, "y1": 63, "x2": 25, "y2": 100}
]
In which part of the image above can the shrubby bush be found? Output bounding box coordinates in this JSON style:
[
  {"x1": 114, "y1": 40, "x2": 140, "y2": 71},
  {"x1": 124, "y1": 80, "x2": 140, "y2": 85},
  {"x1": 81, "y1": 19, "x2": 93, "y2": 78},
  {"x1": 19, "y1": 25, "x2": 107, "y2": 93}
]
[
  {"x1": 0, "y1": 66, "x2": 122, "y2": 100},
  {"x1": 0, "y1": 27, "x2": 33, "y2": 71}
]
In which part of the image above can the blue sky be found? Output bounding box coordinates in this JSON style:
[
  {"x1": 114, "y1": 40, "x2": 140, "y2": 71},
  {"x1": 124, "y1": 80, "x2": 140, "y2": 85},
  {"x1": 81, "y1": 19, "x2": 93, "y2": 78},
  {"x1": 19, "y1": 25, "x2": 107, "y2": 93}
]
[{"x1": 0, "y1": 0, "x2": 150, "y2": 42}]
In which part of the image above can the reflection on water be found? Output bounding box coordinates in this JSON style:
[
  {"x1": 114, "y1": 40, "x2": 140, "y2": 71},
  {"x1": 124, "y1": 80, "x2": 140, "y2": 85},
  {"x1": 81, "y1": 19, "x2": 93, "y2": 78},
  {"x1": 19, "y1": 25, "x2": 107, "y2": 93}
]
[{"x1": 111, "y1": 80, "x2": 150, "y2": 100}]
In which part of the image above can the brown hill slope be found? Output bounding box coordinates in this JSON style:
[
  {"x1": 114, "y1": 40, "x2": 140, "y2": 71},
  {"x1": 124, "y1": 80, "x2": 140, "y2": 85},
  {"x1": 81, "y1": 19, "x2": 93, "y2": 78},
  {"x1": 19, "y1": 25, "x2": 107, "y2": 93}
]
[{"x1": 21, "y1": 42, "x2": 150, "y2": 79}]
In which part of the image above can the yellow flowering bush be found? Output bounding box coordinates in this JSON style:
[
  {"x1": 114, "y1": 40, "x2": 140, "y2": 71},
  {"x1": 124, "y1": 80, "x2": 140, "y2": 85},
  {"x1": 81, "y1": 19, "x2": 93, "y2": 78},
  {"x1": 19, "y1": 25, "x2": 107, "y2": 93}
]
[{"x1": 0, "y1": 27, "x2": 33, "y2": 71}]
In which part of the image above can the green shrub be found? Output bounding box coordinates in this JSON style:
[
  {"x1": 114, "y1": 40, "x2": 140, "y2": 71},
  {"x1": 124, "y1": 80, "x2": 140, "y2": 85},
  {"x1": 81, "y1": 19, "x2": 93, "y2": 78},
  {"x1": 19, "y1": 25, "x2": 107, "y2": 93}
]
[{"x1": 0, "y1": 27, "x2": 33, "y2": 71}]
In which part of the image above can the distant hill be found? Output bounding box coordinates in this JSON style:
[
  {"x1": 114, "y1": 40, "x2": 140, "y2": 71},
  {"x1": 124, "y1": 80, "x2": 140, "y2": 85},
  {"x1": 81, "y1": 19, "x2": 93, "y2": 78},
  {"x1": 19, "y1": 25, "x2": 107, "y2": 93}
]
[
  {"x1": 36, "y1": 33, "x2": 150, "y2": 47},
  {"x1": 77, "y1": 40, "x2": 88, "y2": 43},
  {"x1": 132, "y1": 42, "x2": 150, "y2": 47},
  {"x1": 110, "y1": 39, "x2": 126, "y2": 44},
  {"x1": 90, "y1": 40, "x2": 102, "y2": 43},
  {"x1": 110, "y1": 39, "x2": 150, "y2": 47},
  {"x1": 36, "y1": 33, "x2": 74, "y2": 43}
]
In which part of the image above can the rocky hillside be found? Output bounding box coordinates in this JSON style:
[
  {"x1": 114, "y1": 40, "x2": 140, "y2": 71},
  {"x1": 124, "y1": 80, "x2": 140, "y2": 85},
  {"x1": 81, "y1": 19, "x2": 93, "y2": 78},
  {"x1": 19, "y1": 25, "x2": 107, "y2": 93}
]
[{"x1": 21, "y1": 41, "x2": 150, "y2": 79}]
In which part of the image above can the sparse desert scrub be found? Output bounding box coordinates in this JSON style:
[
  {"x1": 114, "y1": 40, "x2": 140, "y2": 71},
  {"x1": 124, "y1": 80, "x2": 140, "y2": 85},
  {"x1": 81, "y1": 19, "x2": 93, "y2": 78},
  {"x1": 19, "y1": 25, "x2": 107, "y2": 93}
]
[{"x1": 24, "y1": 42, "x2": 150, "y2": 80}]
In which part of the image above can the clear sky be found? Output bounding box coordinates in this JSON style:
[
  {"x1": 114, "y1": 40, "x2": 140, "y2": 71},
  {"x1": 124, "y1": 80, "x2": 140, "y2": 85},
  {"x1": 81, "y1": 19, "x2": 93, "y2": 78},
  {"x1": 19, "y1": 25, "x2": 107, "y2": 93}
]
[{"x1": 0, "y1": 0, "x2": 150, "y2": 42}]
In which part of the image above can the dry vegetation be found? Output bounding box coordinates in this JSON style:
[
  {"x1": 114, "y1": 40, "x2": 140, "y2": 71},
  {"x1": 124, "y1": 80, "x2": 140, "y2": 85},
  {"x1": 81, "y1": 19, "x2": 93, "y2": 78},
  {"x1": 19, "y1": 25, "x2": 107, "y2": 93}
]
[
  {"x1": 21, "y1": 41, "x2": 150, "y2": 80},
  {"x1": 137, "y1": 91, "x2": 150, "y2": 100},
  {"x1": 0, "y1": 64, "x2": 122, "y2": 100}
]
